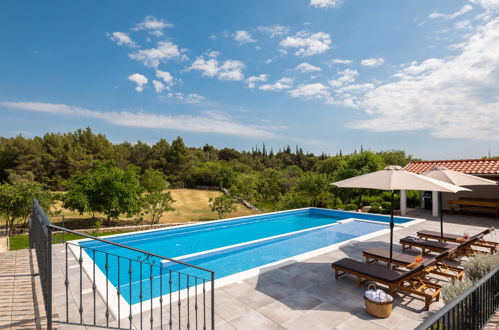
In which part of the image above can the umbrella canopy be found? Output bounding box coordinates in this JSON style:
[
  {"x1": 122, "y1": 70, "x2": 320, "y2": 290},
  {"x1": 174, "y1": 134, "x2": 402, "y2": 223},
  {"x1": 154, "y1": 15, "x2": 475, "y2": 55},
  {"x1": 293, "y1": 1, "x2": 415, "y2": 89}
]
[
  {"x1": 421, "y1": 166, "x2": 497, "y2": 186},
  {"x1": 331, "y1": 165, "x2": 470, "y2": 266},
  {"x1": 332, "y1": 165, "x2": 469, "y2": 193},
  {"x1": 421, "y1": 166, "x2": 497, "y2": 237}
]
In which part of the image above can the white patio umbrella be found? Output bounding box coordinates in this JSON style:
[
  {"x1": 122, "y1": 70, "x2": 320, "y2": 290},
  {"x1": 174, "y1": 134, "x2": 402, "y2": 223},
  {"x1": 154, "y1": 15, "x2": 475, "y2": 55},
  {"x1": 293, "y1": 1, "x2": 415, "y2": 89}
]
[
  {"x1": 421, "y1": 166, "x2": 497, "y2": 237},
  {"x1": 331, "y1": 165, "x2": 469, "y2": 266}
]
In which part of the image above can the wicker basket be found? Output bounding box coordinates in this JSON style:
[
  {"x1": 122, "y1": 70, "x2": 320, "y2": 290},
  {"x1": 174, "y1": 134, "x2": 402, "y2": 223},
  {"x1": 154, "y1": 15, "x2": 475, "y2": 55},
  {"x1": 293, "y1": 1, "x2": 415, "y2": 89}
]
[{"x1": 364, "y1": 284, "x2": 393, "y2": 318}]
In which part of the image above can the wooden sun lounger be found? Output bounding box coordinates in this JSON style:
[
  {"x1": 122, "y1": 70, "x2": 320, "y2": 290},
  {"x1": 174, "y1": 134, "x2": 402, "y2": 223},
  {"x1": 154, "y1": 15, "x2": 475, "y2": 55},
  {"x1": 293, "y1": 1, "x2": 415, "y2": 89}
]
[
  {"x1": 363, "y1": 248, "x2": 464, "y2": 280},
  {"x1": 400, "y1": 235, "x2": 482, "y2": 257},
  {"x1": 331, "y1": 258, "x2": 441, "y2": 310},
  {"x1": 400, "y1": 236, "x2": 458, "y2": 254},
  {"x1": 417, "y1": 227, "x2": 498, "y2": 254}
]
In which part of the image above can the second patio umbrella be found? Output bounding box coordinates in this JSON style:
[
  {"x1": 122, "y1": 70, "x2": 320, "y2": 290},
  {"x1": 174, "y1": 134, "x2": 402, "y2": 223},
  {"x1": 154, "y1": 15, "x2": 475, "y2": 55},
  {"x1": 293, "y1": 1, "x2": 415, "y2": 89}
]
[
  {"x1": 421, "y1": 166, "x2": 497, "y2": 237},
  {"x1": 331, "y1": 165, "x2": 469, "y2": 266}
]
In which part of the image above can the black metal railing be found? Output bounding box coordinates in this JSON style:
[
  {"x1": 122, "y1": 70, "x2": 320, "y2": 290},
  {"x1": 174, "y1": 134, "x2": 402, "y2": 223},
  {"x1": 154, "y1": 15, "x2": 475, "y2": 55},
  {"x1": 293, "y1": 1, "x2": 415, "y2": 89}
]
[
  {"x1": 415, "y1": 267, "x2": 499, "y2": 330},
  {"x1": 29, "y1": 198, "x2": 53, "y2": 327},
  {"x1": 30, "y1": 199, "x2": 216, "y2": 329}
]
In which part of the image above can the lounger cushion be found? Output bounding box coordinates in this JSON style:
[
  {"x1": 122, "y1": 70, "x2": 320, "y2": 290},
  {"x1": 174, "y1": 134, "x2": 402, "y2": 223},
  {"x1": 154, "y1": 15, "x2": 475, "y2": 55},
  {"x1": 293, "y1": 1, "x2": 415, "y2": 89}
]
[
  {"x1": 363, "y1": 248, "x2": 432, "y2": 265},
  {"x1": 332, "y1": 258, "x2": 403, "y2": 282},
  {"x1": 417, "y1": 230, "x2": 462, "y2": 241},
  {"x1": 400, "y1": 236, "x2": 457, "y2": 250},
  {"x1": 418, "y1": 227, "x2": 493, "y2": 241},
  {"x1": 331, "y1": 258, "x2": 428, "y2": 284}
]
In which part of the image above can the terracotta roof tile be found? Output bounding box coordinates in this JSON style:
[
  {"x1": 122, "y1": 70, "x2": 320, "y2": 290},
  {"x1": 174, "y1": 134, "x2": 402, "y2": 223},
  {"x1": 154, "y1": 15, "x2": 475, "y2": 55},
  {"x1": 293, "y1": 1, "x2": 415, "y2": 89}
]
[{"x1": 404, "y1": 159, "x2": 499, "y2": 175}]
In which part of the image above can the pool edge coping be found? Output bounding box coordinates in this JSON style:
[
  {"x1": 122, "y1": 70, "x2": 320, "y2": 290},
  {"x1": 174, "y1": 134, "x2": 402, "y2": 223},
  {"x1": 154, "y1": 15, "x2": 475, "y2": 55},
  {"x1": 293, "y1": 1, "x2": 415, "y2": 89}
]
[
  {"x1": 71, "y1": 207, "x2": 416, "y2": 244},
  {"x1": 69, "y1": 215, "x2": 425, "y2": 320}
]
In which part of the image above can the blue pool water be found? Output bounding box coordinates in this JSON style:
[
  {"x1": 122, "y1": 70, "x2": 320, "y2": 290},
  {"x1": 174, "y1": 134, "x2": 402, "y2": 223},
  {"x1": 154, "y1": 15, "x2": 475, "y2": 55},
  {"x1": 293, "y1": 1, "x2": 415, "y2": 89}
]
[{"x1": 78, "y1": 208, "x2": 411, "y2": 304}]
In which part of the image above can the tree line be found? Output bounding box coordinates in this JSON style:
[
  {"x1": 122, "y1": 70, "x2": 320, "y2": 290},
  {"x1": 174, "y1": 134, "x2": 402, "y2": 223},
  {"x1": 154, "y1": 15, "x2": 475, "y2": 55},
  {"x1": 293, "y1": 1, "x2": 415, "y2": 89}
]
[{"x1": 0, "y1": 128, "x2": 423, "y2": 233}]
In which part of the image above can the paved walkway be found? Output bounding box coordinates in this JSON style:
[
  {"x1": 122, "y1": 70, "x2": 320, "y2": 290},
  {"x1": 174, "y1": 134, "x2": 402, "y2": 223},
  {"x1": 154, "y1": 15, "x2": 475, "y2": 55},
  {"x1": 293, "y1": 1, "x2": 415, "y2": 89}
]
[
  {"x1": 0, "y1": 249, "x2": 48, "y2": 329},
  {"x1": 484, "y1": 310, "x2": 499, "y2": 330},
  {"x1": 0, "y1": 236, "x2": 7, "y2": 253}
]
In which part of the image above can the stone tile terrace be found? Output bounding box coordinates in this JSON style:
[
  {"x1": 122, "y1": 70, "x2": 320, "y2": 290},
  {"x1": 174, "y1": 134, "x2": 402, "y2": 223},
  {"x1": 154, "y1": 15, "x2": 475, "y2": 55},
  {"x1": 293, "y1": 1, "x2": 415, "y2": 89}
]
[{"x1": 1, "y1": 209, "x2": 497, "y2": 329}]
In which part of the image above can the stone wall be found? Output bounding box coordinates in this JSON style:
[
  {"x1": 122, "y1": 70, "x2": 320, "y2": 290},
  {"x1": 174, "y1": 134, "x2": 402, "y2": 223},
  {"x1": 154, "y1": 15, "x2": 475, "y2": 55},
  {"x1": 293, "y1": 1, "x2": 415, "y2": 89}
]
[
  {"x1": 16, "y1": 221, "x2": 199, "y2": 236},
  {"x1": 193, "y1": 185, "x2": 221, "y2": 191}
]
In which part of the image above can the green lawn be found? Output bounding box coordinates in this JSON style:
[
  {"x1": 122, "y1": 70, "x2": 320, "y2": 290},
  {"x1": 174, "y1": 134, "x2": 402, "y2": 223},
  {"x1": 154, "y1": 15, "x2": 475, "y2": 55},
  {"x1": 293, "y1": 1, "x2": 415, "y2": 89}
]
[{"x1": 9, "y1": 230, "x2": 128, "y2": 251}]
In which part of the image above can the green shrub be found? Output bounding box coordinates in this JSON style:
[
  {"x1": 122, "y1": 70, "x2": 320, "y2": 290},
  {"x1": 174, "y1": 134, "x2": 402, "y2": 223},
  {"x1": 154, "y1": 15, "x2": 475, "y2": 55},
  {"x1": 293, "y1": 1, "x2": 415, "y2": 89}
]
[
  {"x1": 371, "y1": 202, "x2": 381, "y2": 209},
  {"x1": 361, "y1": 195, "x2": 383, "y2": 206},
  {"x1": 381, "y1": 201, "x2": 391, "y2": 210},
  {"x1": 134, "y1": 215, "x2": 144, "y2": 225},
  {"x1": 331, "y1": 197, "x2": 343, "y2": 209},
  {"x1": 463, "y1": 254, "x2": 499, "y2": 282},
  {"x1": 406, "y1": 190, "x2": 421, "y2": 208},
  {"x1": 380, "y1": 191, "x2": 400, "y2": 209},
  {"x1": 442, "y1": 279, "x2": 473, "y2": 303},
  {"x1": 344, "y1": 204, "x2": 357, "y2": 211},
  {"x1": 368, "y1": 207, "x2": 383, "y2": 214},
  {"x1": 442, "y1": 254, "x2": 499, "y2": 303},
  {"x1": 93, "y1": 220, "x2": 102, "y2": 234}
]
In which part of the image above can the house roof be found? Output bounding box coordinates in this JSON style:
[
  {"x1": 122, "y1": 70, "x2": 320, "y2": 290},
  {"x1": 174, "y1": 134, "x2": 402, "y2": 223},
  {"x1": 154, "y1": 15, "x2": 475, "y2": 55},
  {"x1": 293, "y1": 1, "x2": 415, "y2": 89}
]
[{"x1": 404, "y1": 159, "x2": 499, "y2": 175}]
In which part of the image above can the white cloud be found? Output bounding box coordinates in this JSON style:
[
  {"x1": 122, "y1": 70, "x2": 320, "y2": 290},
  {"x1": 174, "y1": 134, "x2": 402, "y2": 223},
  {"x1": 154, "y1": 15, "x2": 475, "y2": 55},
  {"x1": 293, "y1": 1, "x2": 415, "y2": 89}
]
[
  {"x1": 295, "y1": 62, "x2": 322, "y2": 72},
  {"x1": 256, "y1": 25, "x2": 290, "y2": 38},
  {"x1": 133, "y1": 16, "x2": 173, "y2": 36},
  {"x1": 246, "y1": 74, "x2": 268, "y2": 88},
  {"x1": 360, "y1": 57, "x2": 384, "y2": 67},
  {"x1": 429, "y1": 5, "x2": 473, "y2": 20},
  {"x1": 0, "y1": 101, "x2": 278, "y2": 139},
  {"x1": 128, "y1": 73, "x2": 148, "y2": 92},
  {"x1": 396, "y1": 58, "x2": 444, "y2": 77},
  {"x1": 155, "y1": 70, "x2": 175, "y2": 86},
  {"x1": 351, "y1": 15, "x2": 499, "y2": 140},
  {"x1": 166, "y1": 92, "x2": 206, "y2": 104},
  {"x1": 455, "y1": 20, "x2": 472, "y2": 29},
  {"x1": 289, "y1": 83, "x2": 331, "y2": 100},
  {"x1": 470, "y1": 0, "x2": 499, "y2": 10},
  {"x1": 279, "y1": 31, "x2": 332, "y2": 56},
  {"x1": 259, "y1": 77, "x2": 294, "y2": 91},
  {"x1": 152, "y1": 80, "x2": 167, "y2": 93},
  {"x1": 129, "y1": 41, "x2": 184, "y2": 67},
  {"x1": 207, "y1": 50, "x2": 220, "y2": 58},
  {"x1": 190, "y1": 58, "x2": 219, "y2": 77},
  {"x1": 185, "y1": 94, "x2": 206, "y2": 104},
  {"x1": 310, "y1": 0, "x2": 342, "y2": 8},
  {"x1": 329, "y1": 69, "x2": 358, "y2": 87},
  {"x1": 233, "y1": 30, "x2": 256, "y2": 44},
  {"x1": 189, "y1": 56, "x2": 245, "y2": 81},
  {"x1": 336, "y1": 83, "x2": 374, "y2": 93},
  {"x1": 329, "y1": 58, "x2": 353, "y2": 65},
  {"x1": 218, "y1": 60, "x2": 245, "y2": 80},
  {"x1": 107, "y1": 32, "x2": 137, "y2": 47}
]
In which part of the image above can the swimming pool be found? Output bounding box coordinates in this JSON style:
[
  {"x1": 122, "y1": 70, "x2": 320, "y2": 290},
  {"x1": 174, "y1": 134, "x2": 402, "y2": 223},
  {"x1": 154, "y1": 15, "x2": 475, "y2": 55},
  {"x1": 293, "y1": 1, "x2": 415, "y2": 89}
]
[{"x1": 76, "y1": 208, "x2": 414, "y2": 308}]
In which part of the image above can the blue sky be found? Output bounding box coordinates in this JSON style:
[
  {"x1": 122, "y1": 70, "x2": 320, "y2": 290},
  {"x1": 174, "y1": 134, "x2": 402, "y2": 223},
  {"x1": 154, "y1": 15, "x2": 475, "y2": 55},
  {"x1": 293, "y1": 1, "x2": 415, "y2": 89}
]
[{"x1": 1, "y1": 0, "x2": 499, "y2": 160}]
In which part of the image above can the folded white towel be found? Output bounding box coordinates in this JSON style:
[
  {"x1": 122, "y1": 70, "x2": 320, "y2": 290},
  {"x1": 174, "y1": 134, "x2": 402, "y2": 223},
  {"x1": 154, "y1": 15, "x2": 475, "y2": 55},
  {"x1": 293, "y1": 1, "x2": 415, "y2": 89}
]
[
  {"x1": 365, "y1": 289, "x2": 393, "y2": 302},
  {"x1": 376, "y1": 289, "x2": 393, "y2": 302},
  {"x1": 365, "y1": 290, "x2": 377, "y2": 301}
]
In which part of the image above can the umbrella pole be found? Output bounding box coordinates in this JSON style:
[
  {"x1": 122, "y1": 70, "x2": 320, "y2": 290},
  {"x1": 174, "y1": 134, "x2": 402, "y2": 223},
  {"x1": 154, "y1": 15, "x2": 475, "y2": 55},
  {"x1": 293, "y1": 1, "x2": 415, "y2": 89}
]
[
  {"x1": 389, "y1": 190, "x2": 394, "y2": 268},
  {"x1": 439, "y1": 191, "x2": 443, "y2": 238}
]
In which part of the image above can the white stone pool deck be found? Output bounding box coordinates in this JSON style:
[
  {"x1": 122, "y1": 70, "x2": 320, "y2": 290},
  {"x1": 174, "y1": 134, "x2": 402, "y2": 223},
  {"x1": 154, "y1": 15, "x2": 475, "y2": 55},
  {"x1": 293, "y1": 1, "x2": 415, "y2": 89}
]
[{"x1": 51, "y1": 209, "x2": 499, "y2": 329}]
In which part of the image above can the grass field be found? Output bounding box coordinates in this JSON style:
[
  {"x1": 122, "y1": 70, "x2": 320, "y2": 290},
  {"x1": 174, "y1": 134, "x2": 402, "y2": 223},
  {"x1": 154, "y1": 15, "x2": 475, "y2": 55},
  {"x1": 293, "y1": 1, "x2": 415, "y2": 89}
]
[
  {"x1": 9, "y1": 231, "x2": 128, "y2": 251},
  {"x1": 166, "y1": 189, "x2": 256, "y2": 222},
  {"x1": 48, "y1": 188, "x2": 257, "y2": 229},
  {"x1": 9, "y1": 189, "x2": 258, "y2": 250}
]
